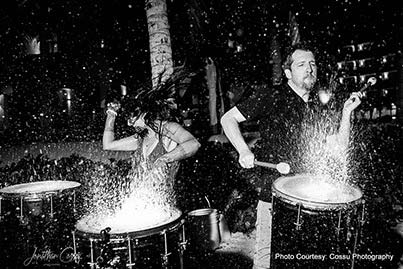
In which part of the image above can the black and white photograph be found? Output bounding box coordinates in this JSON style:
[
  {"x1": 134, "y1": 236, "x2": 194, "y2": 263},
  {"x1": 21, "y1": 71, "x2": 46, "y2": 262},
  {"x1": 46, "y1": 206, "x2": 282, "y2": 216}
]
[{"x1": 0, "y1": 0, "x2": 402, "y2": 268}]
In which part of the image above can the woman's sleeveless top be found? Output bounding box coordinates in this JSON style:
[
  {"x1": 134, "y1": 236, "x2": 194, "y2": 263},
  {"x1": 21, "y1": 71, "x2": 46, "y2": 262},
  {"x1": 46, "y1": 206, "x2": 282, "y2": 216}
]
[{"x1": 129, "y1": 137, "x2": 180, "y2": 186}]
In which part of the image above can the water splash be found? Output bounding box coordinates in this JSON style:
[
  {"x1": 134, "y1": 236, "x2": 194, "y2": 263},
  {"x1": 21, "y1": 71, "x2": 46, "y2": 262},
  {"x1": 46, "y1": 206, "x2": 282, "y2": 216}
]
[
  {"x1": 295, "y1": 106, "x2": 350, "y2": 185},
  {"x1": 80, "y1": 154, "x2": 179, "y2": 233}
]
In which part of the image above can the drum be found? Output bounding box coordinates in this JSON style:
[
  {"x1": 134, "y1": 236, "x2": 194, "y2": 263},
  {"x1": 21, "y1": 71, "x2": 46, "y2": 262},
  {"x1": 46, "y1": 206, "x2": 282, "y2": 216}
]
[
  {"x1": 72, "y1": 210, "x2": 186, "y2": 269},
  {"x1": 270, "y1": 174, "x2": 364, "y2": 268},
  {"x1": 0, "y1": 180, "x2": 81, "y2": 223},
  {"x1": 0, "y1": 180, "x2": 81, "y2": 268}
]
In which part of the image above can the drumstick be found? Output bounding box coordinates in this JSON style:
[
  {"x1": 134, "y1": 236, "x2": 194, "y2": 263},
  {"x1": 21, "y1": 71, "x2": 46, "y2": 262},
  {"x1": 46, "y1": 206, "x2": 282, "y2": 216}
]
[{"x1": 254, "y1": 161, "x2": 291, "y2": 175}]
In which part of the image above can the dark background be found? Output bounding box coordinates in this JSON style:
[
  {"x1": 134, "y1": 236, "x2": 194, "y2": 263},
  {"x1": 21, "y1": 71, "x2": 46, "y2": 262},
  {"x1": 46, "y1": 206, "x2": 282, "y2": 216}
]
[{"x1": 0, "y1": 1, "x2": 402, "y2": 268}]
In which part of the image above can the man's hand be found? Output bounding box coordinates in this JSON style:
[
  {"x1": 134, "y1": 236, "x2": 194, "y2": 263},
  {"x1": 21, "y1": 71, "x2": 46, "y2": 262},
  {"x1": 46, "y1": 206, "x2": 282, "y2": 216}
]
[
  {"x1": 343, "y1": 92, "x2": 362, "y2": 114},
  {"x1": 239, "y1": 149, "x2": 255, "y2": 169}
]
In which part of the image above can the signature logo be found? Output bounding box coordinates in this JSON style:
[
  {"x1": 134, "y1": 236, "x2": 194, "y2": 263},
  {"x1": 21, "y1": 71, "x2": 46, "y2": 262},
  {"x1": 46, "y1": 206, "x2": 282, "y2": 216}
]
[{"x1": 23, "y1": 246, "x2": 81, "y2": 266}]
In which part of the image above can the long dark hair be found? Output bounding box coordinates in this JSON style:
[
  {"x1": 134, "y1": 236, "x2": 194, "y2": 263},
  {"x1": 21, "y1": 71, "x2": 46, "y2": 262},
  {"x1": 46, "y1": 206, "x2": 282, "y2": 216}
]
[{"x1": 122, "y1": 67, "x2": 194, "y2": 137}]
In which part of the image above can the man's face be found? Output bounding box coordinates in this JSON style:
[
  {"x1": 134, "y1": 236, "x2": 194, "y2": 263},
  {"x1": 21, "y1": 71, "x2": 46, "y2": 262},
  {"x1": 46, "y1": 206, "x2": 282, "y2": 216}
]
[{"x1": 286, "y1": 49, "x2": 317, "y2": 91}]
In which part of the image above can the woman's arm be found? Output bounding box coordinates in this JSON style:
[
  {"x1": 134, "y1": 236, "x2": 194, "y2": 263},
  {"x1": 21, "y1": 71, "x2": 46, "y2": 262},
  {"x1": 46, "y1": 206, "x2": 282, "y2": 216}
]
[
  {"x1": 159, "y1": 122, "x2": 201, "y2": 162},
  {"x1": 102, "y1": 111, "x2": 139, "y2": 151}
]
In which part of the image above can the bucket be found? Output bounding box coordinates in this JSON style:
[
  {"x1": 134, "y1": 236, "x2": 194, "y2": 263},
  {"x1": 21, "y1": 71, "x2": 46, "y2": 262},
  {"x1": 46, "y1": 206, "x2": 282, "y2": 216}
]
[{"x1": 187, "y1": 208, "x2": 221, "y2": 251}]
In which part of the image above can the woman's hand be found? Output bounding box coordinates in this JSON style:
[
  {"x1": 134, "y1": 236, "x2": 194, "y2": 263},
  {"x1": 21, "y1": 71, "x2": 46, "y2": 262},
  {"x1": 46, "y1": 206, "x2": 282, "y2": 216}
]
[
  {"x1": 106, "y1": 102, "x2": 121, "y2": 117},
  {"x1": 153, "y1": 155, "x2": 172, "y2": 170}
]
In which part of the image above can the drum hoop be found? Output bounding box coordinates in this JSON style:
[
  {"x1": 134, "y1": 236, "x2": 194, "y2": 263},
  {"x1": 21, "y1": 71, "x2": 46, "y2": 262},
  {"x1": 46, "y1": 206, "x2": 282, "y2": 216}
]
[
  {"x1": 75, "y1": 214, "x2": 184, "y2": 240},
  {"x1": 273, "y1": 188, "x2": 363, "y2": 211},
  {"x1": 0, "y1": 180, "x2": 80, "y2": 199}
]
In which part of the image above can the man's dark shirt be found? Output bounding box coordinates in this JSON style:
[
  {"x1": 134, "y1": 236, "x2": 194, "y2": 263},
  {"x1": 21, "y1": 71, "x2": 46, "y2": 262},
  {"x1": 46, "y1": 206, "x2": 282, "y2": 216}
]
[{"x1": 237, "y1": 83, "x2": 317, "y2": 202}]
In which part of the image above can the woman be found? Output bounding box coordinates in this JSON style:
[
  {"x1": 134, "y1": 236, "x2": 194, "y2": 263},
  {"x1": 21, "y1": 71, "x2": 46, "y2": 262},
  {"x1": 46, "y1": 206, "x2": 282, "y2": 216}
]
[
  {"x1": 103, "y1": 103, "x2": 201, "y2": 168},
  {"x1": 75, "y1": 71, "x2": 200, "y2": 255},
  {"x1": 102, "y1": 69, "x2": 201, "y2": 182}
]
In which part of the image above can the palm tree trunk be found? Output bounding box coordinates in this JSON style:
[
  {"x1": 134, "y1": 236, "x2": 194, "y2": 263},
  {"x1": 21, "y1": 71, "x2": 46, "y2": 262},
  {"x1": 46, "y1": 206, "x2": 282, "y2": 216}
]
[
  {"x1": 270, "y1": 34, "x2": 282, "y2": 86},
  {"x1": 145, "y1": 0, "x2": 173, "y2": 88}
]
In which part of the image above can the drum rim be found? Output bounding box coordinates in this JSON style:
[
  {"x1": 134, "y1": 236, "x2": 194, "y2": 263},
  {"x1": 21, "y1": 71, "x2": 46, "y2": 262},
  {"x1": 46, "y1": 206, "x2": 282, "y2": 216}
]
[
  {"x1": 273, "y1": 188, "x2": 363, "y2": 211},
  {"x1": 0, "y1": 180, "x2": 81, "y2": 198},
  {"x1": 272, "y1": 175, "x2": 363, "y2": 210},
  {"x1": 75, "y1": 212, "x2": 184, "y2": 239},
  {"x1": 187, "y1": 208, "x2": 217, "y2": 217}
]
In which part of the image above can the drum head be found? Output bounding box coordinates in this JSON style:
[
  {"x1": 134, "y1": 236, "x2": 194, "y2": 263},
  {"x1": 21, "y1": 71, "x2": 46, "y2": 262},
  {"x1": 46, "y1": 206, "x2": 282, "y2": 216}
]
[
  {"x1": 75, "y1": 209, "x2": 182, "y2": 238},
  {"x1": 0, "y1": 180, "x2": 81, "y2": 198},
  {"x1": 272, "y1": 174, "x2": 363, "y2": 211}
]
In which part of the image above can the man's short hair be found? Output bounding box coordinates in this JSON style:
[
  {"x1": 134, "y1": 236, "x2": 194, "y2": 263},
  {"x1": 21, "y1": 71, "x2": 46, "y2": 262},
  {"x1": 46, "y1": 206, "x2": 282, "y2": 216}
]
[{"x1": 282, "y1": 42, "x2": 316, "y2": 71}]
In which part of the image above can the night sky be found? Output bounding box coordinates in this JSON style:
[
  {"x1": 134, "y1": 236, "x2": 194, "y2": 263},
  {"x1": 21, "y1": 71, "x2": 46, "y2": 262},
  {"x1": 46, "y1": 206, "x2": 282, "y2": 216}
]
[
  {"x1": 0, "y1": 0, "x2": 402, "y2": 142},
  {"x1": 0, "y1": 0, "x2": 401, "y2": 79}
]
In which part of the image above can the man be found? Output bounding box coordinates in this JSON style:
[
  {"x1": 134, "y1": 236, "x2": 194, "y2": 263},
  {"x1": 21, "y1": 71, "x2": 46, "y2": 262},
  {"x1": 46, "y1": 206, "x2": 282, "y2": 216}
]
[{"x1": 220, "y1": 43, "x2": 362, "y2": 269}]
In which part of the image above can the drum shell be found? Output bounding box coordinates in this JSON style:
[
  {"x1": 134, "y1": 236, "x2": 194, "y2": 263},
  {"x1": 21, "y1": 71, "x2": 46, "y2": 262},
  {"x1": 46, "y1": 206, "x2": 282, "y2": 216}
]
[
  {"x1": 0, "y1": 181, "x2": 80, "y2": 225},
  {"x1": 0, "y1": 188, "x2": 79, "y2": 268},
  {"x1": 0, "y1": 188, "x2": 78, "y2": 227},
  {"x1": 73, "y1": 217, "x2": 185, "y2": 269},
  {"x1": 270, "y1": 195, "x2": 364, "y2": 268}
]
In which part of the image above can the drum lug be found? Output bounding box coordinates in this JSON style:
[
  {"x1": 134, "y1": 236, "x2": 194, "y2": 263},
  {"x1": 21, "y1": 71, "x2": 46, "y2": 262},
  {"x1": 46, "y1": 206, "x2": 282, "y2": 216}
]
[
  {"x1": 293, "y1": 203, "x2": 303, "y2": 230},
  {"x1": 127, "y1": 236, "x2": 134, "y2": 269},
  {"x1": 73, "y1": 190, "x2": 77, "y2": 216},
  {"x1": 19, "y1": 197, "x2": 24, "y2": 222},
  {"x1": 336, "y1": 210, "x2": 342, "y2": 237},
  {"x1": 293, "y1": 220, "x2": 303, "y2": 230},
  {"x1": 50, "y1": 195, "x2": 54, "y2": 218},
  {"x1": 179, "y1": 240, "x2": 188, "y2": 252},
  {"x1": 162, "y1": 252, "x2": 172, "y2": 268},
  {"x1": 0, "y1": 197, "x2": 2, "y2": 221},
  {"x1": 335, "y1": 227, "x2": 342, "y2": 238},
  {"x1": 71, "y1": 231, "x2": 81, "y2": 264},
  {"x1": 162, "y1": 230, "x2": 171, "y2": 268},
  {"x1": 178, "y1": 221, "x2": 187, "y2": 269},
  {"x1": 360, "y1": 202, "x2": 366, "y2": 226},
  {"x1": 179, "y1": 222, "x2": 188, "y2": 252}
]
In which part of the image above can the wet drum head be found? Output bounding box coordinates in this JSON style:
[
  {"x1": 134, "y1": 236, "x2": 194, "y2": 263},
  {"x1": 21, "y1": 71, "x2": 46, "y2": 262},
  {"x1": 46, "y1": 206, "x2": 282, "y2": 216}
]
[
  {"x1": 272, "y1": 174, "x2": 363, "y2": 211},
  {"x1": 75, "y1": 209, "x2": 183, "y2": 239}
]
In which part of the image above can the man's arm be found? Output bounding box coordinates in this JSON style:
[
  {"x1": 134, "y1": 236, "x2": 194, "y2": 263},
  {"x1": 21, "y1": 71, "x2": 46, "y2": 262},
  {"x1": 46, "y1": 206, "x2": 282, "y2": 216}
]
[
  {"x1": 220, "y1": 106, "x2": 254, "y2": 168},
  {"x1": 329, "y1": 92, "x2": 362, "y2": 153}
]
